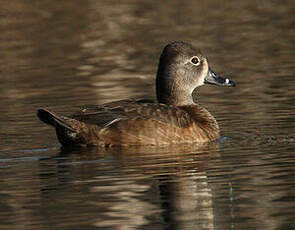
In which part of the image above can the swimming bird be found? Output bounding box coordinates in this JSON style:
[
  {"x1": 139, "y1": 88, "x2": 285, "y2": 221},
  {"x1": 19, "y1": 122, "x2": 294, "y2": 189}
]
[{"x1": 37, "y1": 41, "x2": 235, "y2": 147}]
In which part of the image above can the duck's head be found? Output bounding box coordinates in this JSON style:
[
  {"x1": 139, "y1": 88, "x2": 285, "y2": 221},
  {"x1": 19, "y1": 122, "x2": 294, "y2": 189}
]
[{"x1": 156, "y1": 41, "x2": 235, "y2": 106}]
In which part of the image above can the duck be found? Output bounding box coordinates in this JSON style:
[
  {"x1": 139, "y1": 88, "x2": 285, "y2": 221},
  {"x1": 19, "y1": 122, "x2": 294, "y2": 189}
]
[{"x1": 37, "y1": 41, "x2": 235, "y2": 147}]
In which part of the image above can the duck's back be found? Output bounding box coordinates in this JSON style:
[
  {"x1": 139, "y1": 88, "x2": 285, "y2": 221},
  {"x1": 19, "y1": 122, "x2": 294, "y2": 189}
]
[{"x1": 37, "y1": 99, "x2": 219, "y2": 147}]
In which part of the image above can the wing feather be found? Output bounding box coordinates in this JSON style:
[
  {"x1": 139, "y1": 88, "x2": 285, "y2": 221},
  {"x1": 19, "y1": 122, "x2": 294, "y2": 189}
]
[{"x1": 71, "y1": 99, "x2": 193, "y2": 129}]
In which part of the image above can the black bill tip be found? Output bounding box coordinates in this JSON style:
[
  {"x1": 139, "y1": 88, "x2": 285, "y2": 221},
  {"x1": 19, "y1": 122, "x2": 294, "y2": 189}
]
[{"x1": 205, "y1": 68, "x2": 236, "y2": 87}]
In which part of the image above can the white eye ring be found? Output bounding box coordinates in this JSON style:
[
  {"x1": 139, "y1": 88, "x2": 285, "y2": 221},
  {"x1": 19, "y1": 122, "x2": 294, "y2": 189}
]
[{"x1": 190, "y1": 56, "x2": 201, "y2": 66}]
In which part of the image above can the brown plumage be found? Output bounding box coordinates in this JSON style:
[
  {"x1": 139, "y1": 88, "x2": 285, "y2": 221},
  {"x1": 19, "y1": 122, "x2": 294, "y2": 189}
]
[{"x1": 37, "y1": 41, "x2": 235, "y2": 147}]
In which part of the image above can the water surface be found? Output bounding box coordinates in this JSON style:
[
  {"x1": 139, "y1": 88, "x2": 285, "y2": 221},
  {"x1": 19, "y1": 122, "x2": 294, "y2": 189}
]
[{"x1": 1, "y1": 0, "x2": 295, "y2": 229}]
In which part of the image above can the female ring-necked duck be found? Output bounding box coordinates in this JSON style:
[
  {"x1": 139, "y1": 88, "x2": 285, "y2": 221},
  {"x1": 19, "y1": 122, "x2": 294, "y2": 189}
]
[{"x1": 37, "y1": 41, "x2": 235, "y2": 147}]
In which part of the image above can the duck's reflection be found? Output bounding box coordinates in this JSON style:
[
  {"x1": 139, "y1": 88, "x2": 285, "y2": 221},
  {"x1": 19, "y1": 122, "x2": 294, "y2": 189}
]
[
  {"x1": 158, "y1": 173, "x2": 214, "y2": 229},
  {"x1": 52, "y1": 142, "x2": 220, "y2": 229}
]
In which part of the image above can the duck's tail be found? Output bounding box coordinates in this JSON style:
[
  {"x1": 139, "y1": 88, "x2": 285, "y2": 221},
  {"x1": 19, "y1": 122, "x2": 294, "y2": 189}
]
[
  {"x1": 37, "y1": 109, "x2": 75, "y2": 131},
  {"x1": 37, "y1": 109, "x2": 87, "y2": 146}
]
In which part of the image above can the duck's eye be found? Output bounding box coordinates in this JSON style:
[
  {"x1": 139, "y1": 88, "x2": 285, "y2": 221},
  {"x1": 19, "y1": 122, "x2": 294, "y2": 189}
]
[{"x1": 190, "y1": 57, "x2": 200, "y2": 65}]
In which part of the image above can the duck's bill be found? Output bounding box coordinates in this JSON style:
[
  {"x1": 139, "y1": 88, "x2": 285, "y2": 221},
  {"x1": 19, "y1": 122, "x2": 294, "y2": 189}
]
[{"x1": 205, "y1": 68, "x2": 236, "y2": 87}]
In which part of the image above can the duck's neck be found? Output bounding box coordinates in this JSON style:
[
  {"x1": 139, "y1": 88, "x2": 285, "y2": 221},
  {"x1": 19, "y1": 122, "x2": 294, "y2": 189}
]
[
  {"x1": 156, "y1": 74, "x2": 195, "y2": 106},
  {"x1": 157, "y1": 88, "x2": 194, "y2": 106}
]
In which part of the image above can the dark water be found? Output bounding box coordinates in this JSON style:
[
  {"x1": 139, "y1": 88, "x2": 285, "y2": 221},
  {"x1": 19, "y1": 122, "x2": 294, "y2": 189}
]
[{"x1": 1, "y1": 0, "x2": 295, "y2": 229}]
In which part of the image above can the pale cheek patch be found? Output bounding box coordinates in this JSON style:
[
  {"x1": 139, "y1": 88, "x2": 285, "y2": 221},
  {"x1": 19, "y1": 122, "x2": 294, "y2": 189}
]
[
  {"x1": 176, "y1": 69, "x2": 186, "y2": 76},
  {"x1": 225, "y1": 78, "x2": 230, "y2": 84}
]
